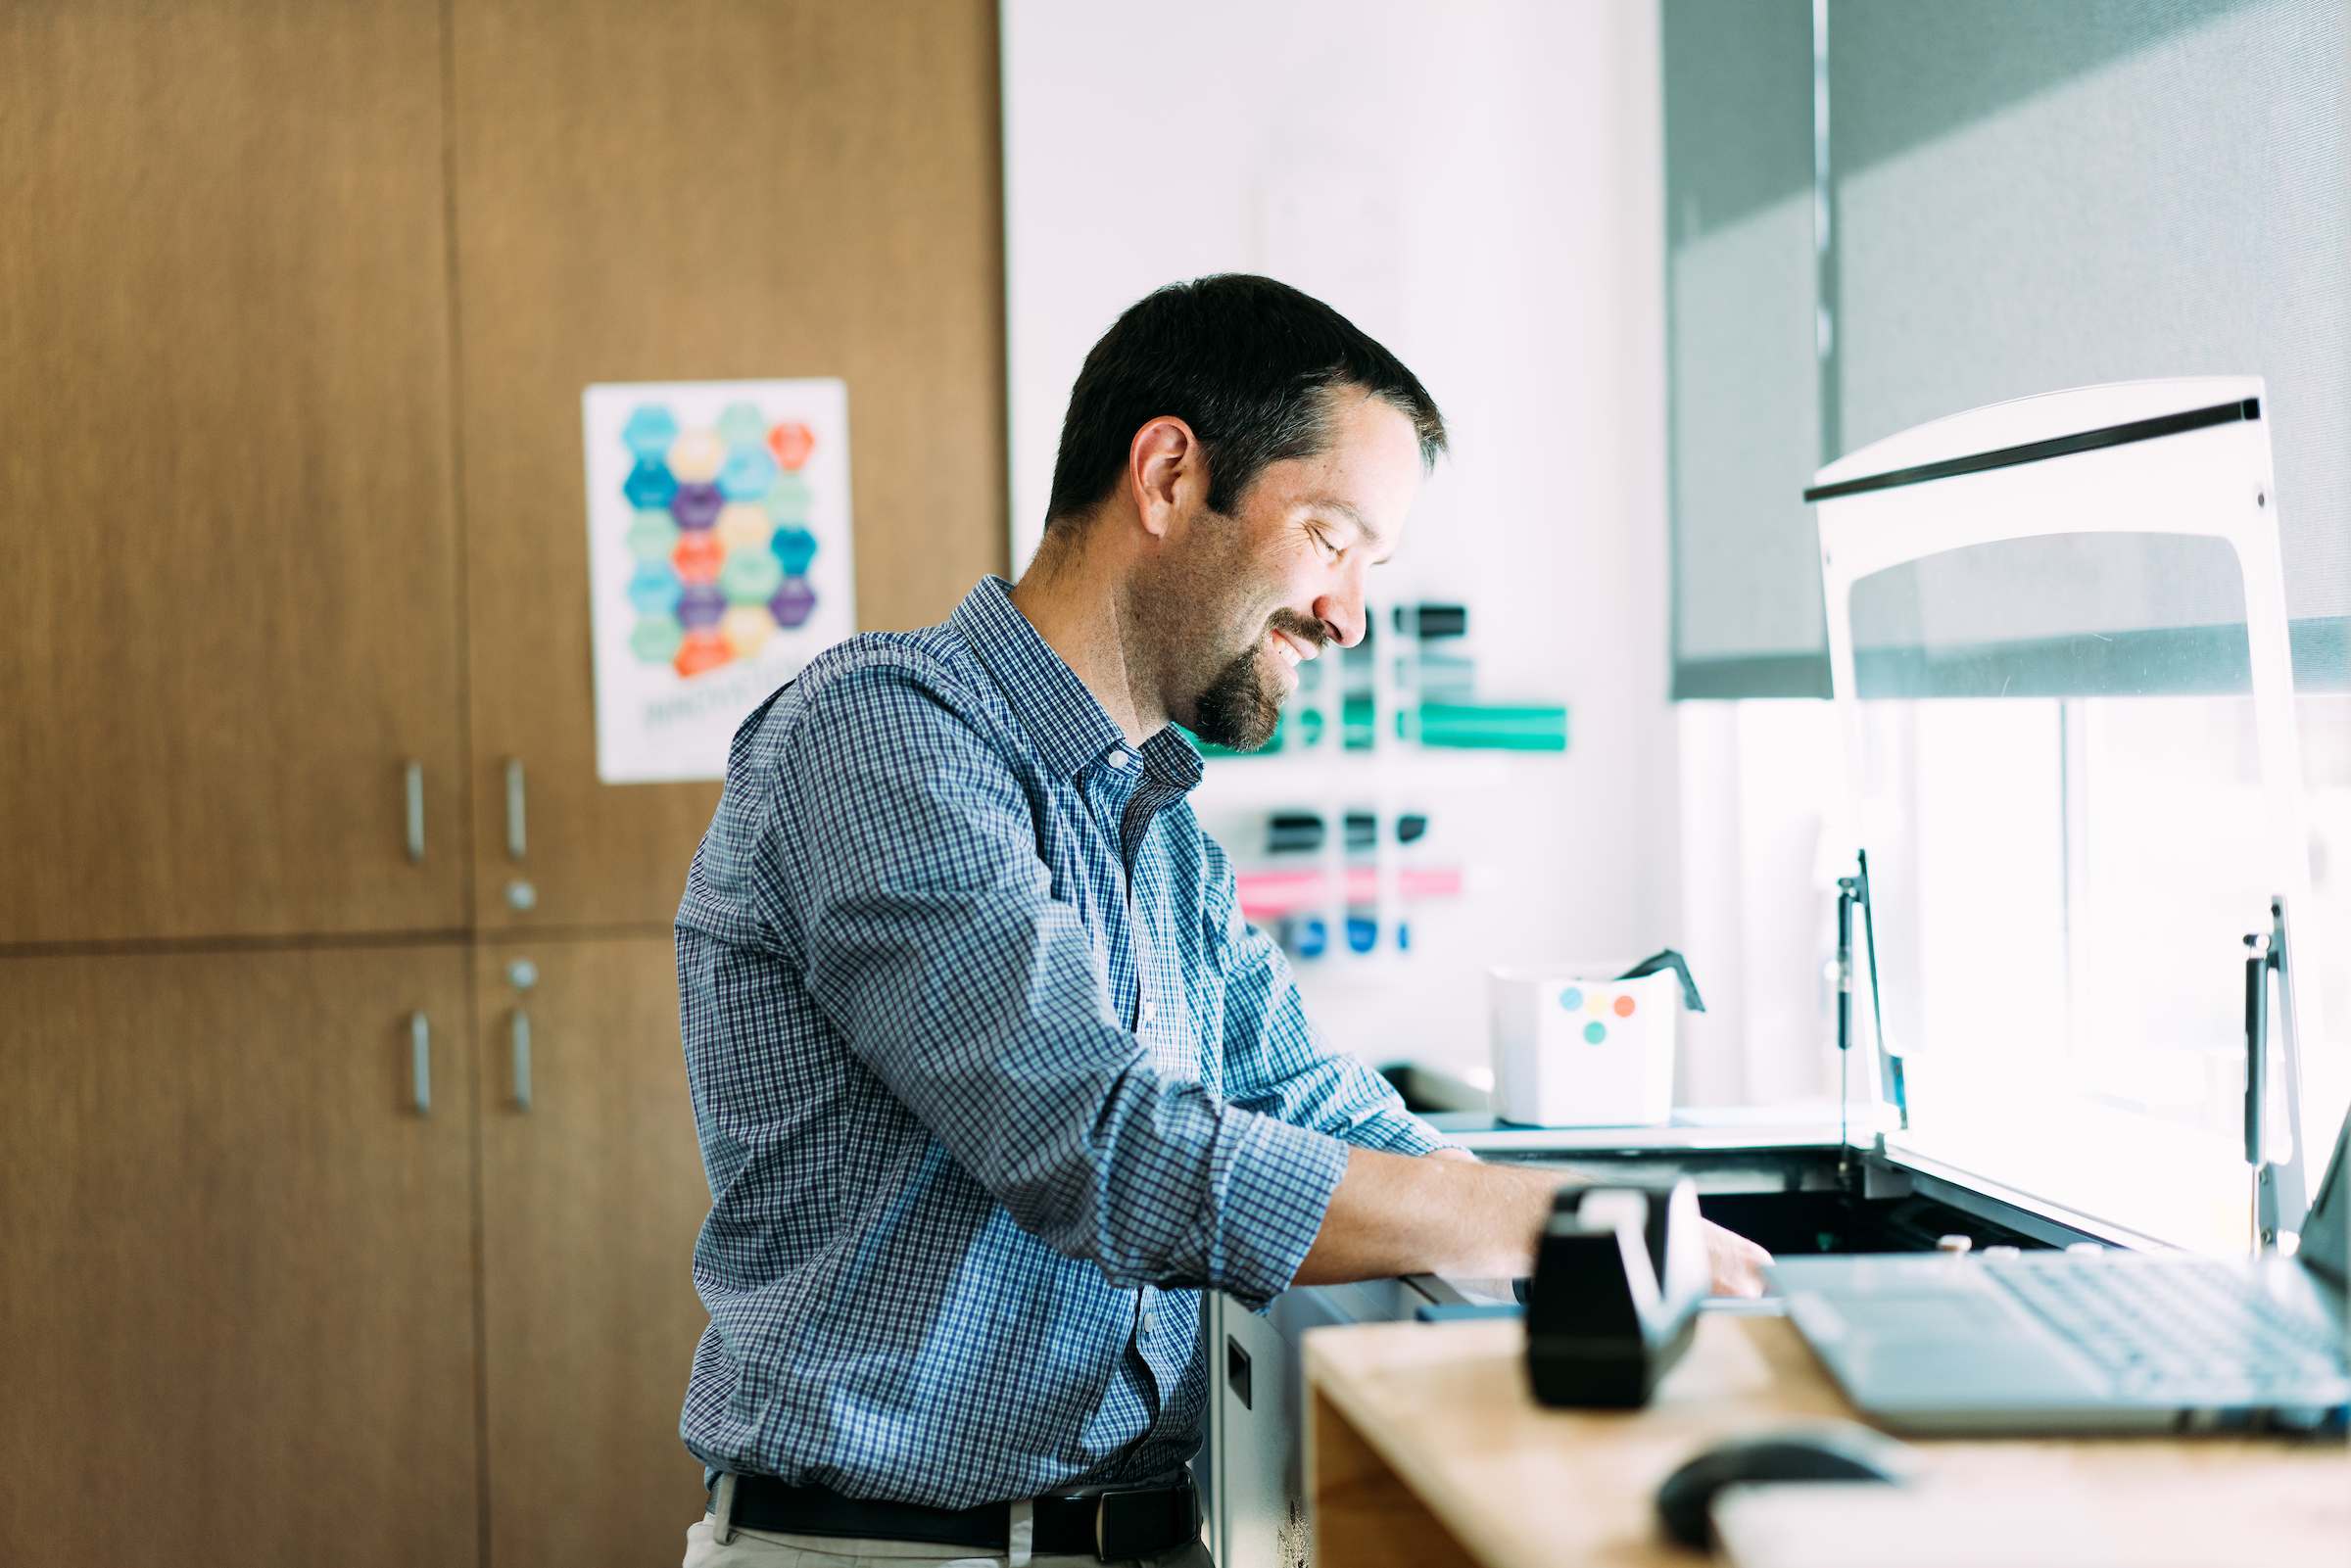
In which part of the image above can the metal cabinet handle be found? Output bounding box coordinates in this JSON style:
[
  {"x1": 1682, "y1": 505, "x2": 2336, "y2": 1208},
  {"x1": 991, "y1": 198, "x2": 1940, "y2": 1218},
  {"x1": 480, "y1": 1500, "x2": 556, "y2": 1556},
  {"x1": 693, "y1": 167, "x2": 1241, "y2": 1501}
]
[
  {"x1": 405, "y1": 761, "x2": 425, "y2": 863},
  {"x1": 511, "y1": 1007, "x2": 533, "y2": 1111},
  {"x1": 410, "y1": 1011, "x2": 431, "y2": 1115},
  {"x1": 504, "y1": 758, "x2": 527, "y2": 862}
]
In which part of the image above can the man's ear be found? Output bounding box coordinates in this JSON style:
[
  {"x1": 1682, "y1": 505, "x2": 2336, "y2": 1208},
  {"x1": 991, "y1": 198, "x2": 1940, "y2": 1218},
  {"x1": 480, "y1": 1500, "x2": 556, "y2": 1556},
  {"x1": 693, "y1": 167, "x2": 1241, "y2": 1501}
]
[{"x1": 1127, "y1": 416, "x2": 1202, "y2": 541}]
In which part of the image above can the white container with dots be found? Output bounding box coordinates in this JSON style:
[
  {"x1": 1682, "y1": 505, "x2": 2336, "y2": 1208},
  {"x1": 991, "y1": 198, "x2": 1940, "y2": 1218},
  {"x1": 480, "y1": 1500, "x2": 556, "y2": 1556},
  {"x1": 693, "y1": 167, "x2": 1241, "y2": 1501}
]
[{"x1": 1487, "y1": 963, "x2": 1680, "y2": 1127}]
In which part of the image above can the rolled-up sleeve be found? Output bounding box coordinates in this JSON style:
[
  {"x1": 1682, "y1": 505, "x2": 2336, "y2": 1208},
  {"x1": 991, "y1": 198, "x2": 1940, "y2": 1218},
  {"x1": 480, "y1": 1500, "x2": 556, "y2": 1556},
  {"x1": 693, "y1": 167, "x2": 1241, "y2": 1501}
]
[
  {"x1": 1206, "y1": 842, "x2": 1451, "y2": 1159},
  {"x1": 767, "y1": 667, "x2": 1347, "y2": 1303}
]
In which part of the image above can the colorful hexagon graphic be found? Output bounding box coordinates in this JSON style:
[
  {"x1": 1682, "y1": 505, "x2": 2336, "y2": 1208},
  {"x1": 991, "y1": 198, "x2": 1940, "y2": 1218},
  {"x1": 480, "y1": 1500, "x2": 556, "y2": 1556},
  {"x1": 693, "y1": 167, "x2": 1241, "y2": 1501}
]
[
  {"x1": 674, "y1": 628, "x2": 730, "y2": 678},
  {"x1": 677, "y1": 583, "x2": 727, "y2": 630},
  {"x1": 714, "y1": 403, "x2": 769, "y2": 450},
  {"x1": 771, "y1": 526, "x2": 819, "y2": 576},
  {"x1": 720, "y1": 548, "x2": 784, "y2": 605},
  {"x1": 720, "y1": 604, "x2": 776, "y2": 657},
  {"x1": 672, "y1": 533, "x2": 725, "y2": 583},
  {"x1": 671, "y1": 482, "x2": 725, "y2": 531},
  {"x1": 718, "y1": 446, "x2": 780, "y2": 502},
  {"x1": 767, "y1": 421, "x2": 816, "y2": 471},
  {"x1": 622, "y1": 405, "x2": 679, "y2": 460},
  {"x1": 630, "y1": 613, "x2": 685, "y2": 663},
  {"x1": 667, "y1": 429, "x2": 727, "y2": 483},
  {"x1": 623, "y1": 458, "x2": 679, "y2": 510},
  {"x1": 762, "y1": 473, "x2": 814, "y2": 523},
  {"x1": 625, "y1": 560, "x2": 684, "y2": 615},
  {"x1": 608, "y1": 397, "x2": 832, "y2": 688},
  {"x1": 626, "y1": 509, "x2": 680, "y2": 560},
  {"x1": 715, "y1": 502, "x2": 773, "y2": 552},
  {"x1": 770, "y1": 575, "x2": 818, "y2": 629}
]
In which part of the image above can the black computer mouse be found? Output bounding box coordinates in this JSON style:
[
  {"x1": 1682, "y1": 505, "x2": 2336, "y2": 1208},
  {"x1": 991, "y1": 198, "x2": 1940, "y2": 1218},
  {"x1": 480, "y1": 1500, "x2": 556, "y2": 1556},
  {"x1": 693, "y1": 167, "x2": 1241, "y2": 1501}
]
[{"x1": 1654, "y1": 1423, "x2": 1916, "y2": 1549}]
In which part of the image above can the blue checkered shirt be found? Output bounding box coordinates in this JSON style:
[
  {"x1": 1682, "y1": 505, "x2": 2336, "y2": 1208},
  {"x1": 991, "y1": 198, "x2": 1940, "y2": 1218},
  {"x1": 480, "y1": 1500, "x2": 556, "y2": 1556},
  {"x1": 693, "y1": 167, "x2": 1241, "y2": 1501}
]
[{"x1": 674, "y1": 576, "x2": 1442, "y2": 1509}]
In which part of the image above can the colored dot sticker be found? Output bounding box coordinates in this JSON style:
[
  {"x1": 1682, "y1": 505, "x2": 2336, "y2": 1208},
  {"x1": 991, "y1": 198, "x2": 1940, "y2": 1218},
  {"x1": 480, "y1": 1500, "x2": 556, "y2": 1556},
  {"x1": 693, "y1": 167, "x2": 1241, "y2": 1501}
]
[
  {"x1": 1587, "y1": 991, "x2": 1609, "y2": 1016},
  {"x1": 1559, "y1": 987, "x2": 1584, "y2": 1011},
  {"x1": 1583, "y1": 1021, "x2": 1607, "y2": 1045},
  {"x1": 1613, "y1": 995, "x2": 1637, "y2": 1018}
]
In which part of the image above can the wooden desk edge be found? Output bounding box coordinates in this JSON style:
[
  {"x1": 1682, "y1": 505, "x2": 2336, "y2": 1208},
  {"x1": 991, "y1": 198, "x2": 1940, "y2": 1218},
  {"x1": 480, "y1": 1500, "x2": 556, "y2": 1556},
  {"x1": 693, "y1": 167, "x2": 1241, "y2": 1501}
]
[
  {"x1": 1303, "y1": 1319, "x2": 1532, "y2": 1568},
  {"x1": 1301, "y1": 1314, "x2": 2350, "y2": 1568}
]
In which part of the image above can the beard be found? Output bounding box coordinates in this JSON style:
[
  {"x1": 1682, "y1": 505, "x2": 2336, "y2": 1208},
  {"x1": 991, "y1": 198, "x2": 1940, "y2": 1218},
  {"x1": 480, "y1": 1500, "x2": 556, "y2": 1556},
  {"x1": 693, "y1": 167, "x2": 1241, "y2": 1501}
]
[
  {"x1": 1131, "y1": 509, "x2": 1326, "y2": 753},
  {"x1": 1190, "y1": 636, "x2": 1289, "y2": 752}
]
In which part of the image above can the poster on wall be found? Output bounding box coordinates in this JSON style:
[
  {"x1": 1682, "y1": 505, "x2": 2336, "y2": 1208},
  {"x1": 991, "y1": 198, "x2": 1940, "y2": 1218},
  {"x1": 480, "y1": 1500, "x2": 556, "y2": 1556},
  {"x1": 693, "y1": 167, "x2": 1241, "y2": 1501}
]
[{"x1": 581, "y1": 378, "x2": 853, "y2": 783}]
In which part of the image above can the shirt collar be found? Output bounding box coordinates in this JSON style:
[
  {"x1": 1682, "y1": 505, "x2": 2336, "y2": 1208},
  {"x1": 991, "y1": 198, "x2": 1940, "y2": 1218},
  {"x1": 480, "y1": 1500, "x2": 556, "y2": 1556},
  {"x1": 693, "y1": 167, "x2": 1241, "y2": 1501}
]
[
  {"x1": 951, "y1": 577, "x2": 1129, "y2": 780},
  {"x1": 1134, "y1": 725, "x2": 1204, "y2": 795},
  {"x1": 951, "y1": 578, "x2": 1210, "y2": 794}
]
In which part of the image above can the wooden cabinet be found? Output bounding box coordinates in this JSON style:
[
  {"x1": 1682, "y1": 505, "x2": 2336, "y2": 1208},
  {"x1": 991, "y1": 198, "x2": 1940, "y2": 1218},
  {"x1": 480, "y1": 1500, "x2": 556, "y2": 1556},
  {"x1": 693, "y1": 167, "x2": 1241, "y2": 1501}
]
[
  {"x1": 475, "y1": 935, "x2": 714, "y2": 1566},
  {"x1": 451, "y1": 0, "x2": 1010, "y2": 932},
  {"x1": 0, "y1": 0, "x2": 468, "y2": 945},
  {"x1": 1, "y1": 3, "x2": 1009, "y2": 1562},
  {"x1": 0, "y1": 946, "x2": 479, "y2": 1567}
]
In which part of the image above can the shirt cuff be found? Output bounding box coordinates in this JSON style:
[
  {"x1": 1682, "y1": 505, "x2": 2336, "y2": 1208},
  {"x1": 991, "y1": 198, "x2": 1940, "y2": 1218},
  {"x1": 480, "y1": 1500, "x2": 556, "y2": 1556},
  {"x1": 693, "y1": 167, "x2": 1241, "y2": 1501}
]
[
  {"x1": 1361, "y1": 1112, "x2": 1450, "y2": 1158},
  {"x1": 1208, "y1": 1110, "x2": 1350, "y2": 1308}
]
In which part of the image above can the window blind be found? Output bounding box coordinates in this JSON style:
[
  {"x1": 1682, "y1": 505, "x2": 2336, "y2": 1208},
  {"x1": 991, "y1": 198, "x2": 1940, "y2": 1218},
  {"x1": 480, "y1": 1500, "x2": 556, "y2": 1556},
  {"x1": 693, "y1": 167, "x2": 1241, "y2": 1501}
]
[{"x1": 1666, "y1": 0, "x2": 2351, "y2": 698}]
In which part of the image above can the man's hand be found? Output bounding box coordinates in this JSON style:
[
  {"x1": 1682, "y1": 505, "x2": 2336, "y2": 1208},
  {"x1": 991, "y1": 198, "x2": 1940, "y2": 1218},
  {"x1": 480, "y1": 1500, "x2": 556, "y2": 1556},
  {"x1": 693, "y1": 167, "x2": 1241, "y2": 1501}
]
[
  {"x1": 1293, "y1": 1147, "x2": 1775, "y2": 1296},
  {"x1": 1702, "y1": 1217, "x2": 1772, "y2": 1298}
]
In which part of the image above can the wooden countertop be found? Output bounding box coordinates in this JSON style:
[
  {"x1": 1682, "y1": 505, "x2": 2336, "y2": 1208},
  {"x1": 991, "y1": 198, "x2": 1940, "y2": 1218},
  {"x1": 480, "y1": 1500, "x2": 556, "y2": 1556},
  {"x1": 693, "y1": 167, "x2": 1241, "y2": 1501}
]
[{"x1": 1302, "y1": 1313, "x2": 2347, "y2": 1568}]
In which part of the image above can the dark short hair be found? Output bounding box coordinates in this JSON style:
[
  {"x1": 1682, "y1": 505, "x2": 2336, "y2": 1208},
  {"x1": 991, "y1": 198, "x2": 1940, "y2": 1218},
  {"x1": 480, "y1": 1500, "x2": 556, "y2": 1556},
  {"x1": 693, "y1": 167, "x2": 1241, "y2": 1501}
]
[{"x1": 1042, "y1": 274, "x2": 1447, "y2": 533}]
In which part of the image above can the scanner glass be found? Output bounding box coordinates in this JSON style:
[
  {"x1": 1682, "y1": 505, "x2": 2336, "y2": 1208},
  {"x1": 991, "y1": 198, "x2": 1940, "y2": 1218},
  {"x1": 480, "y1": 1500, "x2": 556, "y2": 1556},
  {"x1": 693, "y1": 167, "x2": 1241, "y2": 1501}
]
[
  {"x1": 1848, "y1": 532, "x2": 2280, "y2": 1250},
  {"x1": 1817, "y1": 384, "x2": 2328, "y2": 1253}
]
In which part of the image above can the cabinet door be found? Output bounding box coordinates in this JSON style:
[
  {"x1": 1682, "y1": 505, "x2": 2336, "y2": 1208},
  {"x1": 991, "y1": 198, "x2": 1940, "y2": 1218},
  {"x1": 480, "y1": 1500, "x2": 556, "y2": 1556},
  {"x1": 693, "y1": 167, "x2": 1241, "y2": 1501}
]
[
  {"x1": 452, "y1": 0, "x2": 1009, "y2": 931},
  {"x1": 0, "y1": 1, "x2": 468, "y2": 944},
  {"x1": 477, "y1": 935, "x2": 713, "y2": 1565},
  {"x1": 0, "y1": 945, "x2": 479, "y2": 1567}
]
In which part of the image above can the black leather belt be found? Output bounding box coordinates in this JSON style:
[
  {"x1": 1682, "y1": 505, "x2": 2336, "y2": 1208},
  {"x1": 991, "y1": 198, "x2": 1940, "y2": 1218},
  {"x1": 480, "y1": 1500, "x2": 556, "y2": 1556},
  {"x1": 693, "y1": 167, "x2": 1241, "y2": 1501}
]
[{"x1": 712, "y1": 1471, "x2": 1200, "y2": 1560}]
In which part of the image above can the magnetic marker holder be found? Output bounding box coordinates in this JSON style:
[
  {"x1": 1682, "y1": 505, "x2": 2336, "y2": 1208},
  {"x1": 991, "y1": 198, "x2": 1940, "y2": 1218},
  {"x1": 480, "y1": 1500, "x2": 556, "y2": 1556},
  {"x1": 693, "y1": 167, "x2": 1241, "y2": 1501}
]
[{"x1": 1524, "y1": 1177, "x2": 1709, "y2": 1408}]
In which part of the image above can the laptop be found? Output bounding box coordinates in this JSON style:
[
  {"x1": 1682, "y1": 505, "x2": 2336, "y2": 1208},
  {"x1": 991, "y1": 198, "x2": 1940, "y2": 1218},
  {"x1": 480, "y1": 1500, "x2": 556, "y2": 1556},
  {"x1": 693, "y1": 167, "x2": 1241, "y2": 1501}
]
[{"x1": 1767, "y1": 1109, "x2": 2351, "y2": 1434}]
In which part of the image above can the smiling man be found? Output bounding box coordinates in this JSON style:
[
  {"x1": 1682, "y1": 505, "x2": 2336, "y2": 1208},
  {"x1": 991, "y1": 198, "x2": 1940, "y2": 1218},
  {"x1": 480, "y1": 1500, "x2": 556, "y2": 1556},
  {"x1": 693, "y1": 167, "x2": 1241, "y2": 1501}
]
[{"x1": 673, "y1": 275, "x2": 1767, "y2": 1568}]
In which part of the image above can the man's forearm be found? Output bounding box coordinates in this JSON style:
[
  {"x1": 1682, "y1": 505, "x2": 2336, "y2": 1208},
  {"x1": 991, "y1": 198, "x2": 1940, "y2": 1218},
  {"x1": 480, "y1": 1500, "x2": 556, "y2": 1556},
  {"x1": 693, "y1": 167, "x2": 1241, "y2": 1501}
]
[
  {"x1": 1290, "y1": 1146, "x2": 1559, "y2": 1284},
  {"x1": 1289, "y1": 1146, "x2": 1774, "y2": 1296}
]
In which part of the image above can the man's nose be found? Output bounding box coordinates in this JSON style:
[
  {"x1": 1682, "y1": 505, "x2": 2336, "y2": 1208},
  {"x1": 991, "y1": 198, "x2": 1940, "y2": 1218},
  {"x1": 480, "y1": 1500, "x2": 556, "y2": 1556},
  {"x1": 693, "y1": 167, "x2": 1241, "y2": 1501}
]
[
  {"x1": 1317, "y1": 554, "x2": 1376, "y2": 646},
  {"x1": 1313, "y1": 586, "x2": 1366, "y2": 648}
]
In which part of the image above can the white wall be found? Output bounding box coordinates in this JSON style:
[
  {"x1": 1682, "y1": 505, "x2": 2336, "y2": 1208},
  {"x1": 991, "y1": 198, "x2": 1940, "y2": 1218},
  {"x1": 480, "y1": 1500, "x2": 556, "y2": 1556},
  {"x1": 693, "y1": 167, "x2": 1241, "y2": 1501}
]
[{"x1": 1003, "y1": 0, "x2": 1696, "y2": 1088}]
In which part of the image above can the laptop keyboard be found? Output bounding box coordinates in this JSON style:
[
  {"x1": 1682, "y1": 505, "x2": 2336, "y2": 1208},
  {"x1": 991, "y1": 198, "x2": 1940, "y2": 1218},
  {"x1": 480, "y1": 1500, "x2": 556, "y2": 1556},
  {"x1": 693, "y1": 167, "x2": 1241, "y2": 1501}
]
[{"x1": 1985, "y1": 1254, "x2": 2346, "y2": 1401}]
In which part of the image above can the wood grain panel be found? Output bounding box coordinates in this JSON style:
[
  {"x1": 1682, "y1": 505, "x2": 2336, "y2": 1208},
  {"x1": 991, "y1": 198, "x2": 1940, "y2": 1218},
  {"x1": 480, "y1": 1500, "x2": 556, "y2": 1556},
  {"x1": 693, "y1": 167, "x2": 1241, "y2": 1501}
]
[
  {"x1": 476, "y1": 934, "x2": 714, "y2": 1565},
  {"x1": 0, "y1": 0, "x2": 469, "y2": 944},
  {"x1": 453, "y1": 0, "x2": 1008, "y2": 931},
  {"x1": 0, "y1": 945, "x2": 479, "y2": 1568}
]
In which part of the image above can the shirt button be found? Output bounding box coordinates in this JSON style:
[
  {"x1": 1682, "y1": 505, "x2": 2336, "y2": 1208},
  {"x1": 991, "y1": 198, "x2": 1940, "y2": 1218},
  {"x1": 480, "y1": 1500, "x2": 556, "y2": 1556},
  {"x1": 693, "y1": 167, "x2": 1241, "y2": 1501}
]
[
  {"x1": 1141, "y1": 999, "x2": 1157, "y2": 1024},
  {"x1": 1107, "y1": 748, "x2": 1130, "y2": 769}
]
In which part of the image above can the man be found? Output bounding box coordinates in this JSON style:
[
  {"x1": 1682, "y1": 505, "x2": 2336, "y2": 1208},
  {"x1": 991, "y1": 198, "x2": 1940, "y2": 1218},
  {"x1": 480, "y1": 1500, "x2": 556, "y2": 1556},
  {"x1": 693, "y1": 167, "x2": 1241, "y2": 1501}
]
[{"x1": 675, "y1": 274, "x2": 1770, "y2": 1567}]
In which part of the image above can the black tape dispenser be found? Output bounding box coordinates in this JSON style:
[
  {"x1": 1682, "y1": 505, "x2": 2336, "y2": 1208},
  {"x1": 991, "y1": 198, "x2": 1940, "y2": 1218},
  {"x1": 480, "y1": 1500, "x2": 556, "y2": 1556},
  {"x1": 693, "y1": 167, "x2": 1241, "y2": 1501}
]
[{"x1": 1524, "y1": 1177, "x2": 1709, "y2": 1407}]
